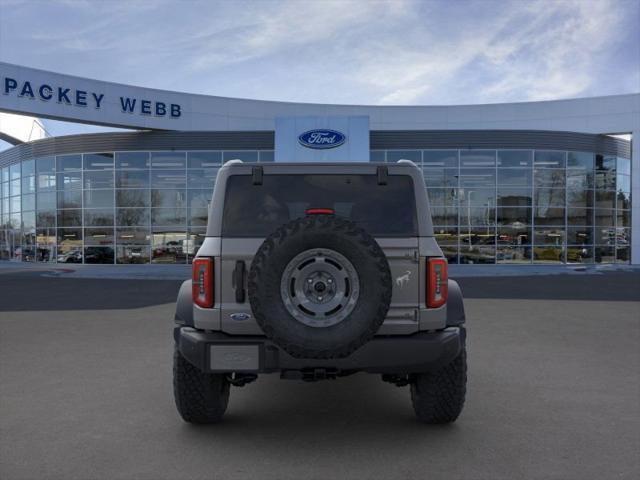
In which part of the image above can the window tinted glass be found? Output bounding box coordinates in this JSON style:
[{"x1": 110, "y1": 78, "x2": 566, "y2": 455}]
[{"x1": 222, "y1": 174, "x2": 417, "y2": 237}]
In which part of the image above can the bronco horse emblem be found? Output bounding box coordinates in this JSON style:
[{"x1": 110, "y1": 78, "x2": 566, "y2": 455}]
[{"x1": 395, "y1": 270, "x2": 412, "y2": 288}]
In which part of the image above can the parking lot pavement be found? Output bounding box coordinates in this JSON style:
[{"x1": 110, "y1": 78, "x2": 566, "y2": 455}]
[{"x1": 1, "y1": 273, "x2": 639, "y2": 480}]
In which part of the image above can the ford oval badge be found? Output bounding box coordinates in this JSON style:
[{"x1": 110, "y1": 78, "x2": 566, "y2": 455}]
[
  {"x1": 230, "y1": 312, "x2": 251, "y2": 321},
  {"x1": 298, "y1": 129, "x2": 346, "y2": 149}
]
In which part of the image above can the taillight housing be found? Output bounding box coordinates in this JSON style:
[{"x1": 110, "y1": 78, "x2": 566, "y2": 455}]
[
  {"x1": 427, "y1": 258, "x2": 448, "y2": 308},
  {"x1": 192, "y1": 258, "x2": 214, "y2": 308}
]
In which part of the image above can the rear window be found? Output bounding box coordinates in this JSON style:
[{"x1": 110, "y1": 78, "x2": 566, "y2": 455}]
[{"x1": 222, "y1": 174, "x2": 418, "y2": 237}]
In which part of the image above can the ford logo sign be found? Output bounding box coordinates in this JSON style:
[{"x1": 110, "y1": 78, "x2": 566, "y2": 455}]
[
  {"x1": 298, "y1": 129, "x2": 346, "y2": 149},
  {"x1": 230, "y1": 312, "x2": 251, "y2": 321}
]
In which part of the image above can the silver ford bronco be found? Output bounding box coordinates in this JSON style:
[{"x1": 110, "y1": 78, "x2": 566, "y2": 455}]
[{"x1": 173, "y1": 160, "x2": 466, "y2": 424}]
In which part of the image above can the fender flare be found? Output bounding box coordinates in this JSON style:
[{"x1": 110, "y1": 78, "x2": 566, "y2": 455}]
[
  {"x1": 446, "y1": 279, "x2": 465, "y2": 326},
  {"x1": 174, "y1": 280, "x2": 194, "y2": 327}
]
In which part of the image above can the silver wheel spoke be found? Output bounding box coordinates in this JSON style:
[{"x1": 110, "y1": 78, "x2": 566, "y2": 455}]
[{"x1": 280, "y1": 248, "x2": 360, "y2": 328}]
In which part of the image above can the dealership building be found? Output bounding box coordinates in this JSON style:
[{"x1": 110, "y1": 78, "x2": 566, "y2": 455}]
[{"x1": 0, "y1": 62, "x2": 638, "y2": 265}]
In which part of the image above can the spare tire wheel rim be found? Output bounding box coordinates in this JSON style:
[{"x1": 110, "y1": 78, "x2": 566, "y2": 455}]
[{"x1": 280, "y1": 248, "x2": 360, "y2": 328}]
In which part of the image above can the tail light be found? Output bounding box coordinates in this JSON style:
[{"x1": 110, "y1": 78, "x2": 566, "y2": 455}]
[
  {"x1": 306, "y1": 208, "x2": 335, "y2": 215},
  {"x1": 192, "y1": 258, "x2": 214, "y2": 308},
  {"x1": 427, "y1": 258, "x2": 448, "y2": 308}
]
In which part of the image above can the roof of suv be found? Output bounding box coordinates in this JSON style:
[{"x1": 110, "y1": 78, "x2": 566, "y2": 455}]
[{"x1": 206, "y1": 159, "x2": 433, "y2": 237}]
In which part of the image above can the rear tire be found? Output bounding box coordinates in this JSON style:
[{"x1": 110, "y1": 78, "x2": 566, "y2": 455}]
[
  {"x1": 173, "y1": 344, "x2": 230, "y2": 424},
  {"x1": 410, "y1": 338, "x2": 467, "y2": 424}
]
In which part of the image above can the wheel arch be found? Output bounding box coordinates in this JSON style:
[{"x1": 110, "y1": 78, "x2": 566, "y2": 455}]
[
  {"x1": 175, "y1": 279, "x2": 194, "y2": 327},
  {"x1": 446, "y1": 279, "x2": 465, "y2": 326}
]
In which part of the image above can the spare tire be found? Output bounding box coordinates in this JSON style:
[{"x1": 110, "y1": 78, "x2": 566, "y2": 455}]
[{"x1": 248, "y1": 214, "x2": 392, "y2": 359}]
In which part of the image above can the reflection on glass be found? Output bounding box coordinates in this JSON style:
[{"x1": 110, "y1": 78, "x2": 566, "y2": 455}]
[
  {"x1": 84, "y1": 246, "x2": 114, "y2": 264},
  {"x1": 22, "y1": 159, "x2": 35, "y2": 176},
  {"x1": 387, "y1": 151, "x2": 420, "y2": 163},
  {"x1": 534, "y1": 151, "x2": 565, "y2": 168},
  {"x1": 84, "y1": 170, "x2": 114, "y2": 189},
  {"x1": 423, "y1": 150, "x2": 458, "y2": 168},
  {"x1": 188, "y1": 208, "x2": 209, "y2": 226},
  {"x1": 566, "y1": 246, "x2": 593, "y2": 263},
  {"x1": 594, "y1": 209, "x2": 615, "y2": 227},
  {"x1": 433, "y1": 227, "x2": 459, "y2": 245},
  {"x1": 150, "y1": 152, "x2": 186, "y2": 169},
  {"x1": 116, "y1": 152, "x2": 149, "y2": 169},
  {"x1": 534, "y1": 169, "x2": 565, "y2": 187},
  {"x1": 498, "y1": 150, "x2": 532, "y2": 167},
  {"x1": 498, "y1": 169, "x2": 531, "y2": 186},
  {"x1": 84, "y1": 208, "x2": 115, "y2": 226},
  {"x1": 84, "y1": 190, "x2": 114, "y2": 209},
  {"x1": 187, "y1": 169, "x2": 218, "y2": 189},
  {"x1": 497, "y1": 225, "x2": 531, "y2": 245},
  {"x1": 57, "y1": 209, "x2": 82, "y2": 227},
  {"x1": 57, "y1": 171, "x2": 82, "y2": 190},
  {"x1": 187, "y1": 152, "x2": 222, "y2": 168},
  {"x1": 567, "y1": 227, "x2": 593, "y2": 245},
  {"x1": 116, "y1": 208, "x2": 150, "y2": 226},
  {"x1": 458, "y1": 168, "x2": 495, "y2": 187},
  {"x1": 259, "y1": 151, "x2": 275, "y2": 162},
  {"x1": 423, "y1": 169, "x2": 458, "y2": 188},
  {"x1": 117, "y1": 189, "x2": 150, "y2": 208},
  {"x1": 57, "y1": 155, "x2": 82, "y2": 171},
  {"x1": 151, "y1": 189, "x2": 186, "y2": 208},
  {"x1": 497, "y1": 246, "x2": 531, "y2": 263},
  {"x1": 57, "y1": 190, "x2": 82, "y2": 209},
  {"x1": 497, "y1": 207, "x2": 531, "y2": 225},
  {"x1": 36, "y1": 157, "x2": 55, "y2": 173},
  {"x1": 534, "y1": 227, "x2": 566, "y2": 245},
  {"x1": 223, "y1": 151, "x2": 257, "y2": 163},
  {"x1": 36, "y1": 210, "x2": 55, "y2": 228},
  {"x1": 116, "y1": 170, "x2": 149, "y2": 188},
  {"x1": 615, "y1": 246, "x2": 630, "y2": 263},
  {"x1": 497, "y1": 188, "x2": 532, "y2": 207},
  {"x1": 427, "y1": 188, "x2": 458, "y2": 207},
  {"x1": 460, "y1": 151, "x2": 495, "y2": 167},
  {"x1": 116, "y1": 245, "x2": 150, "y2": 264},
  {"x1": 151, "y1": 170, "x2": 186, "y2": 188},
  {"x1": 21, "y1": 175, "x2": 36, "y2": 194},
  {"x1": 595, "y1": 246, "x2": 615, "y2": 263},
  {"x1": 151, "y1": 208, "x2": 187, "y2": 226},
  {"x1": 83, "y1": 153, "x2": 114, "y2": 170},
  {"x1": 151, "y1": 230, "x2": 187, "y2": 263},
  {"x1": 370, "y1": 151, "x2": 385, "y2": 162},
  {"x1": 532, "y1": 246, "x2": 564, "y2": 263},
  {"x1": 567, "y1": 152, "x2": 593, "y2": 169},
  {"x1": 186, "y1": 229, "x2": 207, "y2": 261}
]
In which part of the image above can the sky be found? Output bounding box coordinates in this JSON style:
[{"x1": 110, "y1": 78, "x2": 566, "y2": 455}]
[{"x1": 0, "y1": 0, "x2": 639, "y2": 144}]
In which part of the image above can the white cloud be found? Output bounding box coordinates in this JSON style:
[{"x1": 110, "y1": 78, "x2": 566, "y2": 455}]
[{"x1": 0, "y1": 0, "x2": 636, "y2": 106}]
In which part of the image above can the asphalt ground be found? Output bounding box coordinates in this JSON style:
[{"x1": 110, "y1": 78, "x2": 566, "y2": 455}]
[{"x1": 1, "y1": 272, "x2": 639, "y2": 480}]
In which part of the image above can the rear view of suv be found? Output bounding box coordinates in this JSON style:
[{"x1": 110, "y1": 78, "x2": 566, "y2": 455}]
[{"x1": 173, "y1": 161, "x2": 467, "y2": 424}]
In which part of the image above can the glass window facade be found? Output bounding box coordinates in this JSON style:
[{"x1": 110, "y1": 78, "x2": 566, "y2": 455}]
[
  {"x1": 0, "y1": 150, "x2": 272, "y2": 264},
  {"x1": 375, "y1": 149, "x2": 631, "y2": 265},
  {"x1": 0, "y1": 148, "x2": 632, "y2": 265}
]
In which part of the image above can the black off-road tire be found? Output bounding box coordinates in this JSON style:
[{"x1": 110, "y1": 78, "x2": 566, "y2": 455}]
[
  {"x1": 173, "y1": 344, "x2": 230, "y2": 424},
  {"x1": 248, "y1": 214, "x2": 392, "y2": 359},
  {"x1": 410, "y1": 333, "x2": 467, "y2": 424}
]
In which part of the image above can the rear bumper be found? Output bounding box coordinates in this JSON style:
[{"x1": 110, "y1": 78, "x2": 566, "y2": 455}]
[{"x1": 174, "y1": 326, "x2": 464, "y2": 375}]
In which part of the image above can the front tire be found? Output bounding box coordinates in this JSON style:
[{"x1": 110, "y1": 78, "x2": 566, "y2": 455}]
[
  {"x1": 173, "y1": 344, "x2": 230, "y2": 424},
  {"x1": 410, "y1": 339, "x2": 467, "y2": 424}
]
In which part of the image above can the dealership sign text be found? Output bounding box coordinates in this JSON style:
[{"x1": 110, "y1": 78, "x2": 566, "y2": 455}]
[{"x1": 2, "y1": 76, "x2": 182, "y2": 118}]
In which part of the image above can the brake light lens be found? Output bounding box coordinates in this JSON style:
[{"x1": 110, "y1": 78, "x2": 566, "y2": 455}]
[
  {"x1": 192, "y1": 258, "x2": 214, "y2": 308},
  {"x1": 305, "y1": 208, "x2": 335, "y2": 215},
  {"x1": 427, "y1": 258, "x2": 448, "y2": 308}
]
